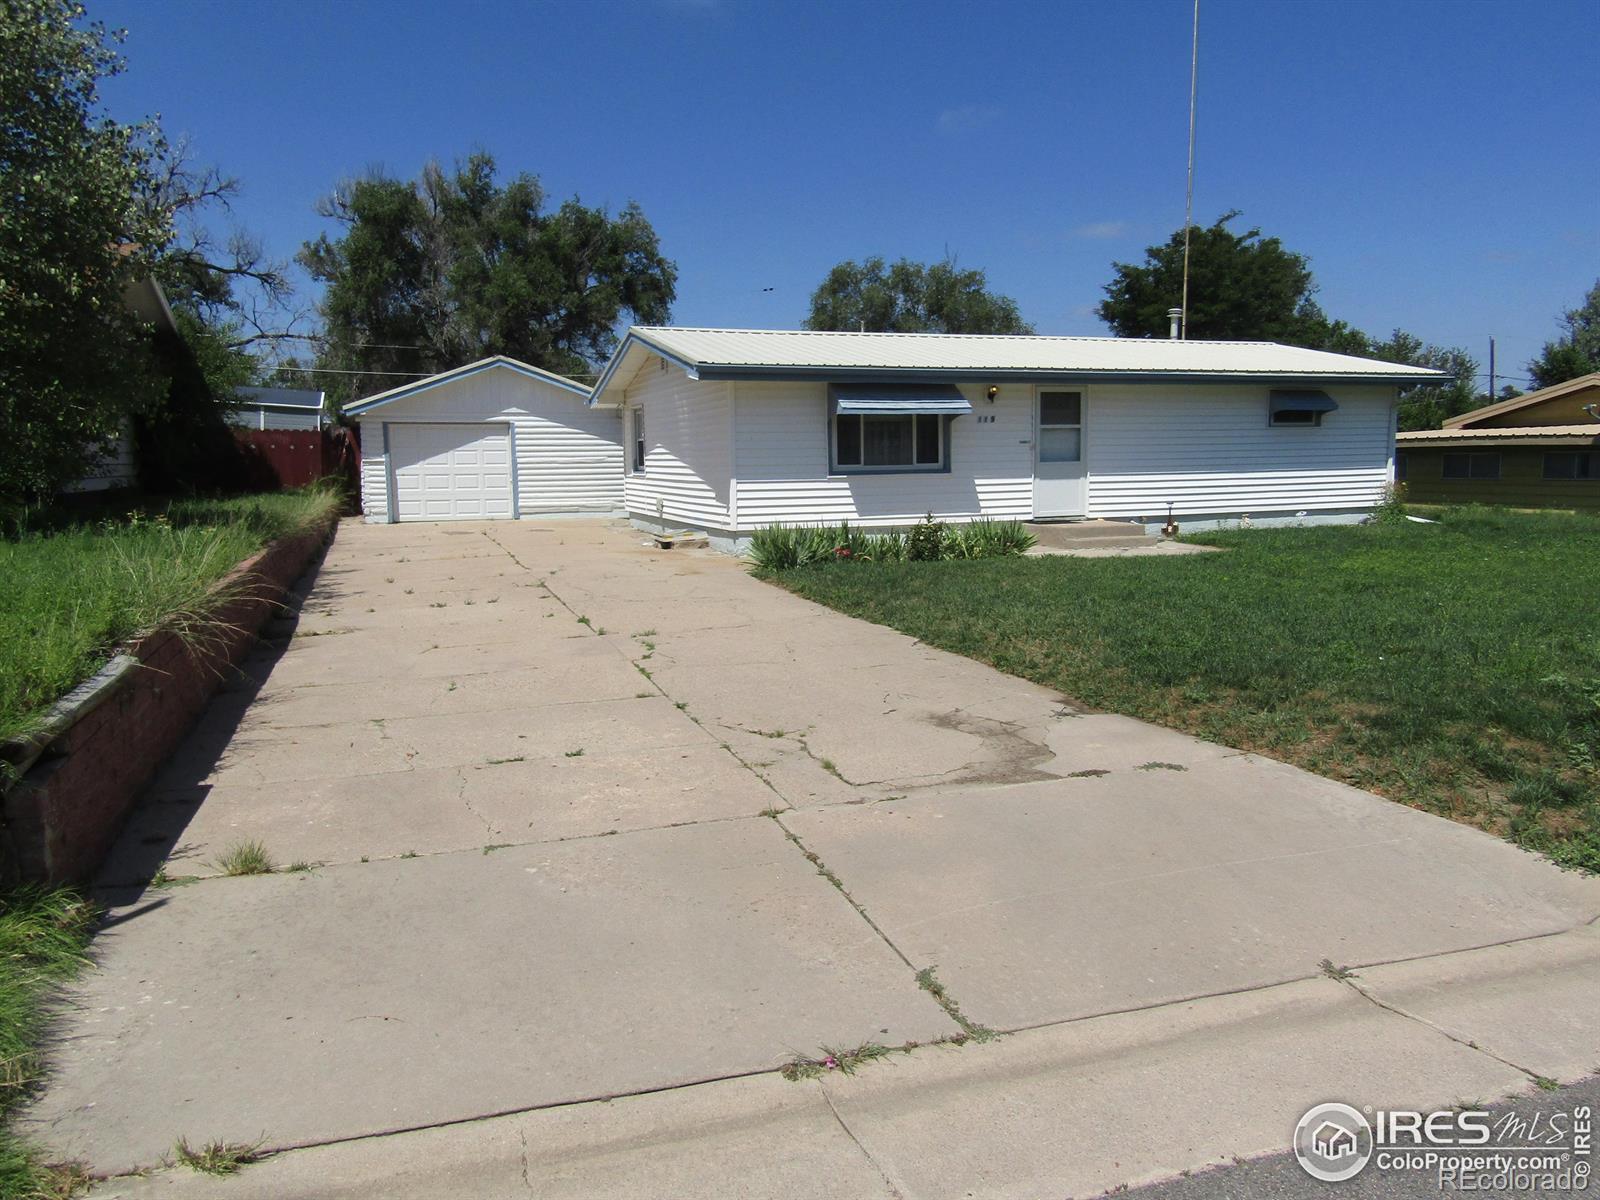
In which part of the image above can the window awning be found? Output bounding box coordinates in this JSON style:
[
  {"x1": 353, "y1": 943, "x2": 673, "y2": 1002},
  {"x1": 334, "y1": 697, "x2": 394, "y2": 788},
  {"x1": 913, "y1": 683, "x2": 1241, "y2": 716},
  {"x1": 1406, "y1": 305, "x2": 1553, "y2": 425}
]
[
  {"x1": 1270, "y1": 389, "x2": 1339, "y2": 414},
  {"x1": 829, "y1": 382, "x2": 973, "y2": 416}
]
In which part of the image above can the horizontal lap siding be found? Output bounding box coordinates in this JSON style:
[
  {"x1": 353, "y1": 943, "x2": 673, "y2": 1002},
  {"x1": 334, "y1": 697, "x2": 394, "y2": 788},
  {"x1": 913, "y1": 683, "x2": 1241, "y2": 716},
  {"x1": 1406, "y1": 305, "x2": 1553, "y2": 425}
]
[
  {"x1": 623, "y1": 363, "x2": 732, "y2": 528},
  {"x1": 732, "y1": 381, "x2": 1032, "y2": 530},
  {"x1": 1399, "y1": 445, "x2": 1600, "y2": 510},
  {"x1": 356, "y1": 369, "x2": 622, "y2": 521},
  {"x1": 1087, "y1": 384, "x2": 1394, "y2": 518},
  {"x1": 358, "y1": 423, "x2": 388, "y2": 521}
]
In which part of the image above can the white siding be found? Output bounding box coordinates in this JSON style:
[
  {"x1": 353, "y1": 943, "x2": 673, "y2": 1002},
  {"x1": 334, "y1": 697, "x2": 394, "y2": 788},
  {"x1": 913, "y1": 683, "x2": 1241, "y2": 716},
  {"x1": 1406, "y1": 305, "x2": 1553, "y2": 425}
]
[
  {"x1": 63, "y1": 421, "x2": 137, "y2": 493},
  {"x1": 359, "y1": 425, "x2": 389, "y2": 523},
  {"x1": 731, "y1": 381, "x2": 1033, "y2": 530},
  {"x1": 260, "y1": 408, "x2": 321, "y2": 431},
  {"x1": 355, "y1": 366, "x2": 622, "y2": 522},
  {"x1": 622, "y1": 358, "x2": 732, "y2": 529},
  {"x1": 1085, "y1": 384, "x2": 1395, "y2": 519}
]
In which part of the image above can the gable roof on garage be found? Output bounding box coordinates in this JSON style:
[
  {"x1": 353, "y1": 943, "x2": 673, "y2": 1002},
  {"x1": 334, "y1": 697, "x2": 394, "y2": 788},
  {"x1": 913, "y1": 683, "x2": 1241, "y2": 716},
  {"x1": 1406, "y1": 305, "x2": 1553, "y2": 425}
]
[
  {"x1": 588, "y1": 326, "x2": 1448, "y2": 404},
  {"x1": 345, "y1": 356, "x2": 590, "y2": 416}
]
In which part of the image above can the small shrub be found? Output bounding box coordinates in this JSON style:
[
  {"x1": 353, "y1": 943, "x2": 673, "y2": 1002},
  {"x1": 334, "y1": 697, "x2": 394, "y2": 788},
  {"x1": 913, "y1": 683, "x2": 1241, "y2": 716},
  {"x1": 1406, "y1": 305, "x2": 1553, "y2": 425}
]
[
  {"x1": 1371, "y1": 481, "x2": 1409, "y2": 525},
  {"x1": 907, "y1": 513, "x2": 946, "y2": 561}
]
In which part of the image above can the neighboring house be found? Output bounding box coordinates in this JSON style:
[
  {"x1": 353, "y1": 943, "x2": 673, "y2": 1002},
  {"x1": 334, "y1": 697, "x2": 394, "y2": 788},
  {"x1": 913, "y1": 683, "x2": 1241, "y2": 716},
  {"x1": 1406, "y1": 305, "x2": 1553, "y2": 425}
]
[
  {"x1": 1395, "y1": 373, "x2": 1600, "y2": 510},
  {"x1": 227, "y1": 386, "x2": 326, "y2": 431},
  {"x1": 62, "y1": 274, "x2": 179, "y2": 494},
  {"x1": 583, "y1": 327, "x2": 1444, "y2": 547},
  {"x1": 349, "y1": 356, "x2": 622, "y2": 522}
]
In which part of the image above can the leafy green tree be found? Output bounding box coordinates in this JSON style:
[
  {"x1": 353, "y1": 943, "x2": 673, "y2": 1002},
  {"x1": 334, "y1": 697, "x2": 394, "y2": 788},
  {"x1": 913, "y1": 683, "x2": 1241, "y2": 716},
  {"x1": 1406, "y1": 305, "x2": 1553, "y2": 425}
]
[
  {"x1": 1098, "y1": 211, "x2": 1327, "y2": 342},
  {"x1": 0, "y1": 0, "x2": 170, "y2": 504},
  {"x1": 1364, "y1": 330, "x2": 1480, "y2": 431},
  {"x1": 805, "y1": 257, "x2": 1032, "y2": 334},
  {"x1": 300, "y1": 153, "x2": 676, "y2": 406},
  {"x1": 1527, "y1": 280, "x2": 1600, "y2": 388}
]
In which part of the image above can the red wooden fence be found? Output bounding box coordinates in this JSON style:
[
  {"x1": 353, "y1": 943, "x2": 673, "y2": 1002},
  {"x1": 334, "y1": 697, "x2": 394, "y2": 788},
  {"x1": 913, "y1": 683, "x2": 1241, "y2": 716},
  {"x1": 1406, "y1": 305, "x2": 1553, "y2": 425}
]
[{"x1": 232, "y1": 427, "x2": 359, "y2": 493}]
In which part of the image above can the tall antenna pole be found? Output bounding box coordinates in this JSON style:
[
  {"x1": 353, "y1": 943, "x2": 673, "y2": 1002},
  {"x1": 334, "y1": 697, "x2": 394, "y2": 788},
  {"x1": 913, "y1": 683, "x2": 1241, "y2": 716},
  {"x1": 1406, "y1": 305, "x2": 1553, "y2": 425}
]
[
  {"x1": 1488, "y1": 337, "x2": 1496, "y2": 399},
  {"x1": 1179, "y1": 0, "x2": 1200, "y2": 339}
]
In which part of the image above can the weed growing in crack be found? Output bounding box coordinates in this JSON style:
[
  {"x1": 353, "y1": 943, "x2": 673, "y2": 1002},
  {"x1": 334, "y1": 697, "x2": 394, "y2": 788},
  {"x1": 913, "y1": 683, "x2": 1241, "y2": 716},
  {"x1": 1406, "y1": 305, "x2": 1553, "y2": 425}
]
[
  {"x1": 576, "y1": 615, "x2": 592, "y2": 627},
  {"x1": 635, "y1": 692, "x2": 653, "y2": 699},
  {"x1": 780, "y1": 1042, "x2": 893, "y2": 1081},
  {"x1": 1067, "y1": 768, "x2": 1112, "y2": 778},
  {"x1": 487, "y1": 755, "x2": 526, "y2": 765},
  {"x1": 173, "y1": 1137, "x2": 262, "y2": 1175},
  {"x1": 1135, "y1": 761, "x2": 1187, "y2": 772},
  {"x1": 564, "y1": 749, "x2": 585, "y2": 758},
  {"x1": 916, "y1": 966, "x2": 999, "y2": 1042},
  {"x1": 1534, "y1": 1075, "x2": 1560, "y2": 1092},
  {"x1": 285, "y1": 862, "x2": 315, "y2": 874},
  {"x1": 1319, "y1": 958, "x2": 1357, "y2": 981},
  {"x1": 674, "y1": 702, "x2": 688, "y2": 711},
  {"x1": 483, "y1": 844, "x2": 511, "y2": 855},
  {"x1": 759, "y1": 807, "x2": 785, "y2": 818},
  {"x1": 213, "y1": 841, "x2": 274, "y2": 877}
]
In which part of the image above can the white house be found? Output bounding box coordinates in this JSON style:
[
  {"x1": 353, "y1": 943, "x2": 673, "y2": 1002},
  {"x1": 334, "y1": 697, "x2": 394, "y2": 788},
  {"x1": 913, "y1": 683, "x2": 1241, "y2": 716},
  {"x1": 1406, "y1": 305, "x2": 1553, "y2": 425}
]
[
  {"x1": 349, "y1": 356, "x2": 622, "y2": 522},
  {"x1": 586, "y1": 327, "x2": 1445, "y2": 546},
  {"x1": 228, "y1": 386, "x2": 326, "y2": 431}
]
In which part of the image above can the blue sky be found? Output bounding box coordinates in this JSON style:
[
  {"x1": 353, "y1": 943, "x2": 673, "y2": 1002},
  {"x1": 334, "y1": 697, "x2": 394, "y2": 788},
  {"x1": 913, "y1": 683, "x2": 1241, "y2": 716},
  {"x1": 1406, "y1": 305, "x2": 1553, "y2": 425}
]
[{"x1": 101, "y1": 0, "x2": 1598, "y2": 383}]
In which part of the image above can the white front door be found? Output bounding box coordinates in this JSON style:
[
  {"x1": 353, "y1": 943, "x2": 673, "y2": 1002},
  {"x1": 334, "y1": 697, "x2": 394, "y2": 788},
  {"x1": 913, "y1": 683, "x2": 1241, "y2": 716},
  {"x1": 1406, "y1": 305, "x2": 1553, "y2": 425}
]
[
  {"x1": 1033, "y1": 388, "x2": 1087, "y2": 517},
  {"x1": 388, "y1": 423, "x2": 514, "y2": 521}
]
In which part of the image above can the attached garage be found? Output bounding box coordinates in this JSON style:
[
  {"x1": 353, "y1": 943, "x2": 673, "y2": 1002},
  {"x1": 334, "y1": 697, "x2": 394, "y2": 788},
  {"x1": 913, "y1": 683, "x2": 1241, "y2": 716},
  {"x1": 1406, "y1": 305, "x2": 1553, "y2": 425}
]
[{"x1": 348, "y1": 357, "x2": 623, "y2": 523}]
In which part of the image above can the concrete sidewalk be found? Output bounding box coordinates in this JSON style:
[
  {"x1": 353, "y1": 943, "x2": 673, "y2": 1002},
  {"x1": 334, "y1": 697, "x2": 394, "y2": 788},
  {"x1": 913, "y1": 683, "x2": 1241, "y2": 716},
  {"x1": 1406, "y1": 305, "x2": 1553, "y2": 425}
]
[{"x1": 21, "y1": 518, "x2": 1597, "y2": 1197}]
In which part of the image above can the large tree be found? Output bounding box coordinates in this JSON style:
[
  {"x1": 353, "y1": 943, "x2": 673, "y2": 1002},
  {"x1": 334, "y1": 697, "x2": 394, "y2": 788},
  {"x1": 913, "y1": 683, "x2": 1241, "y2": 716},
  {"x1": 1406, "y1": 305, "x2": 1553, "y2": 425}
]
[
  {"x1": 0, "y1": 0, "x2": 170, "y2": 505},
  {"x1": 805, "y1": 257, "x2": 1033, "y2": 334},
  {"x1": 1527, "y1": 278, "x2": 1600, "y2": 389},
  {"x1": 1098, "y1": 211, "x2": 1330, "y2": 343},
  {"x1": 300, "y1": 153, "x2": 676, "y2": 406}
]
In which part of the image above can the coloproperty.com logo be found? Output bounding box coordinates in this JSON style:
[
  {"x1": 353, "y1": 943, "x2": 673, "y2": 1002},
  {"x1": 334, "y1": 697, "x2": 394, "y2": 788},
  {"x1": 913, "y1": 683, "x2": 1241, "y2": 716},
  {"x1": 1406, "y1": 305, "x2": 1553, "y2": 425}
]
[{"x1": 1295, "y1": 1101, "x2": 1593, "y2": 1190}]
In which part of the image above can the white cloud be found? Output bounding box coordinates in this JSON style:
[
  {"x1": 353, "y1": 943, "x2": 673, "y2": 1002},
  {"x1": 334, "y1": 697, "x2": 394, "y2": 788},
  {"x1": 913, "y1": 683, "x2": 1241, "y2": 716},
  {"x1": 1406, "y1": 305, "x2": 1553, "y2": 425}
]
[
  {"x1": 937, "y1": 104, "x2": 1001, "y2": 134},
  {"x1": 1072, "y1": 221, "x2": 1129, "y2": 240}
]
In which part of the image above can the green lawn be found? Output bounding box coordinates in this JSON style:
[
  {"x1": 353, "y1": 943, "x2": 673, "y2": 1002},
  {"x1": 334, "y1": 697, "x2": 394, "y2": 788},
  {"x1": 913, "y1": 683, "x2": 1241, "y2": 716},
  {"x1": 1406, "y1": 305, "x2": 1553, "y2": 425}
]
[
  {"x1": 767, "y1": 507, "x2": 1600, "y2": 872},
  {"x1": 0, "y1": 485, "x2": 343, "y2": 749}
]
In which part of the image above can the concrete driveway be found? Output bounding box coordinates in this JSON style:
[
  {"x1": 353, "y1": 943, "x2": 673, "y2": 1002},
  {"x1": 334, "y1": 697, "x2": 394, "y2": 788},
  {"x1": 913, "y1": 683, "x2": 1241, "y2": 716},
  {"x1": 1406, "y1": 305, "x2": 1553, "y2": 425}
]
[{"x1": 29, "y1": 519, "x2": 1600, "y2": 1198}]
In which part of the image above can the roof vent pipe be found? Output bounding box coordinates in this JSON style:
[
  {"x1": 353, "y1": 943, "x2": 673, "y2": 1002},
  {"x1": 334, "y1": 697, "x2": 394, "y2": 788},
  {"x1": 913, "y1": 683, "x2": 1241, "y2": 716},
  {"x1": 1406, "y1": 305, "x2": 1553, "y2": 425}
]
[{"x1": 1167, "y1": 308, "x2": 1183, "y2": 340}]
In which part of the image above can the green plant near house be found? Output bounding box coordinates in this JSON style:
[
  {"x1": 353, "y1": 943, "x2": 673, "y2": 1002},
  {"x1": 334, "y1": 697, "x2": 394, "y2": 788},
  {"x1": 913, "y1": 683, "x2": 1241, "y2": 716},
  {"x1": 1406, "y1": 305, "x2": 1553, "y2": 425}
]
[
  {"x1": 747, "y1": 518, "x2": 1032, "y2": 572},
  {"x1": 0, "y1": 887, "x2": 98, "y2": 1198},
  {"x1": 906, "y1": 512, "x2": 946, "y2": 561}
]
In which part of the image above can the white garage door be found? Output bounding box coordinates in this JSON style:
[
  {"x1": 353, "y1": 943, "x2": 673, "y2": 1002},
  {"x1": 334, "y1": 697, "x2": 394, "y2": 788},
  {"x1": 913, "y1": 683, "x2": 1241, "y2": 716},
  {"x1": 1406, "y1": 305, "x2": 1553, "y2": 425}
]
[{"x1": 388, "y1": 423, "x2": 514, "y2": 521}]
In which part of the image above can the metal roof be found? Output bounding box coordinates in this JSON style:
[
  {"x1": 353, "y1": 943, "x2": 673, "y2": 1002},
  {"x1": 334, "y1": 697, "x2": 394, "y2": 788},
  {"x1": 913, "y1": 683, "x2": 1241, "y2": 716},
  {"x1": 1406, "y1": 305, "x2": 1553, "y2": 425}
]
[
  {"x1": 1441, "y1": 372, "x2": 1600, "y2": 427},
  {"x1": 236, "y1": 385, "x2": 325, "y2": 410},
  {"x1": 1397, "y1": 425, "x2": 1600, "y2": 445},
  {"x1": 344, "y1": 356, "x2": 589, "y2": 416},
  {"x1": 590, "y1": 327, "x2": 1448, "y2": 402}
]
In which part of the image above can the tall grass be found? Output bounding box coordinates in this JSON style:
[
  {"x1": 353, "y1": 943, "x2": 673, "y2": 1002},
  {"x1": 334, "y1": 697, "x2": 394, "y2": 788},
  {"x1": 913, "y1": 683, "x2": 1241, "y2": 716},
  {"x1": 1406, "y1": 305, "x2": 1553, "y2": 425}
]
[
  {"x1": 748, "y1": 518, "x2": 1034, "y2": 571},
  {"x1": 0, "y1": 888, "x2": 96, "y2": 1198},
  {"x1": 772, "y1": 506, "x2": 1600, "y2": 870},
  {"x1": 0, "y1": 485, "x2": 342, "y2": 747}
]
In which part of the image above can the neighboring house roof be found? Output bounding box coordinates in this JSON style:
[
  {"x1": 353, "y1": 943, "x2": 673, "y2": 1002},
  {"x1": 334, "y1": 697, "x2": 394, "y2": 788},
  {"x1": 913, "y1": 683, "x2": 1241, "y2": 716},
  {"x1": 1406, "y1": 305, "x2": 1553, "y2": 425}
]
[
  {"x1": 235, "y1": 385, "x2": 326, "y2": 411},
  {"x1": 344, "y1": 355, "x2": 590, "y2": 416},
  {"x1": 1397, "y1": 425, "x2": 1600, "y2": 447},
  {"x1": 120, "y1": 274, "x2": 178, "y2": 336},
  {"x1": 1442, "y1": 372, "x2": 1600, "y2": 428},
  {"x1": 590, "y1": 326, "x2": 1447, "y2": 403}
]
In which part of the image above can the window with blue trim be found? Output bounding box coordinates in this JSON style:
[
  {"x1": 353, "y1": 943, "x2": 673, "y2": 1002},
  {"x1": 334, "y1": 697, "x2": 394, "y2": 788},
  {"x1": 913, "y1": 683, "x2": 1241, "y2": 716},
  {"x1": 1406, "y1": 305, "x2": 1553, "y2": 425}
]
[{"x1": 832, "y1": 413, "x2": 946, "y2": 472}]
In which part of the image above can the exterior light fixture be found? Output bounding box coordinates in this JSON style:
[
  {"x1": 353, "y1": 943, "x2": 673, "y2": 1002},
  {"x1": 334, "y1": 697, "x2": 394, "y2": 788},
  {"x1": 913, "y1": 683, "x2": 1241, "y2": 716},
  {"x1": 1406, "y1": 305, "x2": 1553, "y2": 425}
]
[{"x1": 986, "y1": 386, "x2": 999, "y2": 402}]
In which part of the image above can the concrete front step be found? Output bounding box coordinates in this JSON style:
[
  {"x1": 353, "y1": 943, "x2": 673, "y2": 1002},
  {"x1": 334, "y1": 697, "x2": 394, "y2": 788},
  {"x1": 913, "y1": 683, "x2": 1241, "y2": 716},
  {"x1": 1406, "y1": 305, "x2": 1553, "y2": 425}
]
[{"x1": 1027, "y1": 521, "x2": 1155, "y2": 549}]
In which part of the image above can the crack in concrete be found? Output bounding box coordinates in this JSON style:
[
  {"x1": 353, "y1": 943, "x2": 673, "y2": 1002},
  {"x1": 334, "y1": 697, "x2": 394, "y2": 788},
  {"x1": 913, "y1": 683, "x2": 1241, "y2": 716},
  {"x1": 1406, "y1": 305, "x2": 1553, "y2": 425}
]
[
  {"x1": 456, "y1": 770, "x2": 496, "y2": 839},
  {"x1": 1330, "y1": 968, "x2": 1553, "y2": 1085},
  {"x1": 820, "y1": 1085, "x2": 907, "y2": 1200}
]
